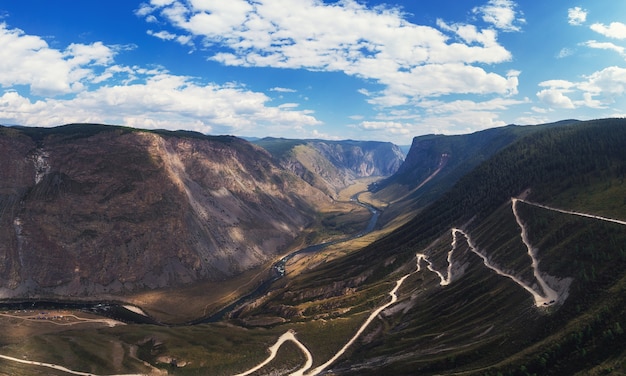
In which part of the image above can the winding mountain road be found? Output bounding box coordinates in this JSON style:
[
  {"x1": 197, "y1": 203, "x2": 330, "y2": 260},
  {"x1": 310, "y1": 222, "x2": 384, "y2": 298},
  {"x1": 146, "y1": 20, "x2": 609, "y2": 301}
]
[
  {"x1": 3, "y1": 197, "x2": 625, "y2": 375},
  {"x1": 0, "y1": 353, "x2": 144, "y2": 376},
  {"x1": 302, "y1": 274, "x2": 410, "y2": 376},
  {"x1": 518, "y1": 198, "x2": 626, "y2": 226},
  {"x1": 233, "y1": 197, "x2": 626, "y2": 376},
  {"x1": 233, "y1": 330, "x2": 313, "y2": 376}
]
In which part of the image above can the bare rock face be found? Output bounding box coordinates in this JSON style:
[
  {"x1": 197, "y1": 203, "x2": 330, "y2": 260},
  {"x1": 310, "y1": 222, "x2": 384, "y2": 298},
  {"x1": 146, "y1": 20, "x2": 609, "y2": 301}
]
[
  {"x1": 254, "y1": 138, "x2": 404, "y2": 197},
  {"x1": 308, "y1": 140, "x2": 404, "y2": 178},
  {"x1": 0, "y1": 124, "x2": 329, "y2": 297}
]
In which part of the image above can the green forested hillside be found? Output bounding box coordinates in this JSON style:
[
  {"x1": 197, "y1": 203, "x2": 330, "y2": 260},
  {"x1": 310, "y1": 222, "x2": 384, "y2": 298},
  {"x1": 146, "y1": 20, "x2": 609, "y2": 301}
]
[
  {"x1": 379, "y1": 118, "x2": 626, "y2": 253},
  {"x1": 370, "y1": 120, "x2": 579, "y2": 226},
  {"x1": 254, "y1": 118, "x2": 626, "y2": 375},
  {"x1": 2, "y1": 119, "x2": 625, "y2": 375}
]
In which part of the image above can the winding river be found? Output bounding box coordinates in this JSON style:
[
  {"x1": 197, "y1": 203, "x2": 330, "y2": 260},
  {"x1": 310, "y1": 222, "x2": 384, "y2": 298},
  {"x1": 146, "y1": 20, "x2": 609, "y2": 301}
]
[
  {"x1": 195, "y1": 194, "x2": 379, "y2": 323},
  {"x1": 0, "y1": 194, "x2": 380, "y2": 326}
]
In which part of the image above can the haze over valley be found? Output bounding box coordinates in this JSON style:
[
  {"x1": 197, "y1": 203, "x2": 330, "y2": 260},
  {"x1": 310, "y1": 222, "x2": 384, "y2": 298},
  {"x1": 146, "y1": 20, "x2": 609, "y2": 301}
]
[{"x1": 2, "y1": 1, "x2": 626, "y2": 375}]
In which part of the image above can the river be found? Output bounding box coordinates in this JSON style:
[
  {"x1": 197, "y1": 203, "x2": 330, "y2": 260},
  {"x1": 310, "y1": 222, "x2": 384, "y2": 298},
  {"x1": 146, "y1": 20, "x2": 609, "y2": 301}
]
[
  {"x1": 194, "y1": 193, "x2": 379, "y2": 323},
  {"x1": 0, "y1": 194, "x2": 380, "y2": 326}
]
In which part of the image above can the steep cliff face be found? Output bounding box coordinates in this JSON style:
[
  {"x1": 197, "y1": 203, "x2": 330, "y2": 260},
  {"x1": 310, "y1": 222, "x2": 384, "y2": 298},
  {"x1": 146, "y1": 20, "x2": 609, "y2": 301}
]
[
  {"x1": 371, "y1": 125, "x2": 559, "y2": 216},
  {"x1": 309, "y1": 140, "x2": 404, "y2": 177},
  {"x1": 379, "y1": 121, "x2": 581, "y2": 201},
  {"x1": 254, "y1": 138, "x2": 404, "y2": 197},
  {"x1": 0, "y1": 124, "x2": 329, "y2": 297}
]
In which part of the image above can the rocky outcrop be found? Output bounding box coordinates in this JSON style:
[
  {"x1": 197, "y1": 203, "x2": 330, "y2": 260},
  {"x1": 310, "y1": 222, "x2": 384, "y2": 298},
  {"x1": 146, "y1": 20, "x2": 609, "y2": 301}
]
[
  {"x1": 0, "y1": 124, "x2": 330, "y2": 297},
  {"x1": 372, "y1": 125, "x2": 530, "y2": 202},
  {"x1": 254, "y1": 138, "x2": 404, "y2": 197},
  {"x1": 309, "y1": 140, "x2": 404, "y2": 178}
]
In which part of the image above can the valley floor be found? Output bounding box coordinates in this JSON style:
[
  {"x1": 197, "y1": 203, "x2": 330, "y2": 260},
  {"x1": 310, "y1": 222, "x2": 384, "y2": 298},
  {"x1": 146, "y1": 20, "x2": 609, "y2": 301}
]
[
  {"x1": 205, "y1": 197, "x2": 626, "y2": 376},
  {"x1": 1, "y1": 196, "x2": 625, "y2": 375}
]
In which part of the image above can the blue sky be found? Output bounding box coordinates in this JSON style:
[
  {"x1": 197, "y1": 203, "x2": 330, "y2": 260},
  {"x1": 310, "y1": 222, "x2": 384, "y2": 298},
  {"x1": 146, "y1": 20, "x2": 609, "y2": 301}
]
[{"x1": 1, "y1": 0, "x2": 625, "y2": 144}]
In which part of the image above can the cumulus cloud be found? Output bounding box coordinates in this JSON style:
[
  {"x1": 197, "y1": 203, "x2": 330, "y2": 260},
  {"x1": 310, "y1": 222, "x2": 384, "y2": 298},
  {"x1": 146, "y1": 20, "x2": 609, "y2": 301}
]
[
  {"x1": 579, "y1": 66, "x2": 626, "y2": 98},
  {"x1": 536, "y1": 88, "x2": 575, "y2": 109},
  {"x1": 568, "y1": 7, "x2": 587, "y2": 26},
  {"x1": 139, "y1": 0, "x2": 517, "y2": 106},
  {"x1": 0, "y1": 71, "x2": 321, "y2": 134},
  {"x1": 537, "y1": 66, "x2": 626, "y2": 110},
  {"x1": 0, "y1": 23, "x2": 117, "y2": 95},
  {"x1": 590, "y1": 22, "x2": 626, "y2": 39},
  {"x1": 473, "y1": 0, "x2": 525, "y2": 32},
  {"x1": 0, "y1": 22, "x2": 321, "y2": 137}
]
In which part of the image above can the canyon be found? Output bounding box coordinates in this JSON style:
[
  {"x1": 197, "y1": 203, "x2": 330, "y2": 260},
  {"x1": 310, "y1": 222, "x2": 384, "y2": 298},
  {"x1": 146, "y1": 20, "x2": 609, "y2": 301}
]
[
  {"x1": 0, "y1": 119, "x2": 625, "y2": 375},
  {"x1": 0, "y1": 124, "x2": 403, "y2": 298}
]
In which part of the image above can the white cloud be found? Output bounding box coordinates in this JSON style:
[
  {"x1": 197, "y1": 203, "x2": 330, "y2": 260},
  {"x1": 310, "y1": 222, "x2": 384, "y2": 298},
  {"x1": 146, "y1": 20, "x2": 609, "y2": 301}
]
[
  {"x1": 277, "y1": 102, "x2": 299, "y2": 109},
  {"x1": 582, "y1": 40, "x2": 625, "y2": 55},
  {"x1": 473, "y1": 0, "x2": 525, "y2": 32},
  {"x1": 590, "y1": 22, "x2": 626, "y2": 39},
  {"x1": 568, "y1": 7, "x2": 587, "y2": 26},
  {"x1": 0, "y1": 23, "x2": 117, "y2": 95},
  {"x1": 579, "y1": 66, "x2": 626, "y2": 98},
  {"x1": 147, "y1": 29, "x2": 193, "y2": 47},
  {"x1": 412, "y1": 111, "x2": 509, "y2": 135},
  {"x1": 362, "y1": 63, "x2": 518, "y2": 108},
  {"x1": 515, "y1": 114, "x2": 550, "y2": 125},
  {"x1": 0, "y1": 72, "x2": 321, "y2": 135},
  {"x1": 359, "y1": 121, "x2": 410, "y2": 135},
  {"x1": 65, "y1": 42, "x2": 115, "y2": 66},
  {"x1": 537, "y1": 66, "x2": 626, "y2": 110},
  {"x1": 269, "y1": 87, "x2": 297, "y2": 93},
  {"x1": 353, "y1": 95, "x2": 529, "y2": 140},
  {"x1": 557, "y1": 47, "x2": 575, "y2": 58},
  {"x1": 538, "y1": 80, "x2": 576, "y2": 89},
  {"x1": 420, "y1": 97, "x2": 528, "y2": 114},
  {"x1": 580, "y1": 92, "x2": 605, "y2": 109},
  {"x1": 141, "y1": 0, "x2": 517, "y2": 107},
  {"x1": 536, "y1": 88, "x2": 575, "y2": 109},
  {"x1": 0, "y1": 23, "x2": 321, "y2": 137}
]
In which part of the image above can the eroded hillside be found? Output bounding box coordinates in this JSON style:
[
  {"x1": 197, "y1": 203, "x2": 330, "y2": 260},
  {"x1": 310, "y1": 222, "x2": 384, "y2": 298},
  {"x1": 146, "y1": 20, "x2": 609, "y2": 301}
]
[
  {"x1": 254, "y1": 138, "x2": 404, "y2": 197},
  {"x1": 0, "y1": 120, "x2": 625, "y2": 376},
  {"x1": 0, "y1": 124, "x2": 331, "y2": 297}
]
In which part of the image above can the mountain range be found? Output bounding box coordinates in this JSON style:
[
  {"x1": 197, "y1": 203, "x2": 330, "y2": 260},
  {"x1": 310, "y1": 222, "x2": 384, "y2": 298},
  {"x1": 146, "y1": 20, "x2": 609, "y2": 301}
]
[{"x1": 0, "y1": 119, "x2": 624, "y2": 375}]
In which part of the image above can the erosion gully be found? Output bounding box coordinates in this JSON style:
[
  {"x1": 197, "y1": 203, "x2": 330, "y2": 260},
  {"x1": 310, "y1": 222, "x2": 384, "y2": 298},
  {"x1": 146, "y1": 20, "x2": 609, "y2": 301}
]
[{"x1": 0, "y1": 194, "x2": 380, "y2": 327}]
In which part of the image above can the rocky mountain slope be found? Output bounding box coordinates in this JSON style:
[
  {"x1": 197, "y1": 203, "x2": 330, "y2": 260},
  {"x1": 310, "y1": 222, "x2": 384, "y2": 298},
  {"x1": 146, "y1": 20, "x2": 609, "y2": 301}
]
[
  {"x1": 253, "y1": 138, "x2": 404, "y2": 197},
  {"x1": 0, "y1": 124, "x2": 331, "y2": 297},
  {"x1": 231, "y1": 118, "x2": 626, "y2": 375},
  {"x1": 1, "y1": 119, "x2": 625, "y2": 376},
  {"x1": 371, "y1": 120, "x2": 579, "y2": 223}
]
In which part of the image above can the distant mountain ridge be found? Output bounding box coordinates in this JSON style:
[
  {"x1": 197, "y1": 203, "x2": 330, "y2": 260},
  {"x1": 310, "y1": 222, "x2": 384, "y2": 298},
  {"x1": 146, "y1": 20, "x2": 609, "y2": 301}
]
[
  {"x1": 1, "y1": 119, "x2": 625, "y2": 375},
  {"x1": 253, "y1": 137, "x2": 404, "y2": 197},
  {"x1": 371, "y1": 120, "x2": 580, "y2": 223}
]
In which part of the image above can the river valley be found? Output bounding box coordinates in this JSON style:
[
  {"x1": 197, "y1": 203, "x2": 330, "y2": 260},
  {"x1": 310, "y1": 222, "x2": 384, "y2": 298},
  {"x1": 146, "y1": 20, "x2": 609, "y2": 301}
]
[{"x1": 1, "y1": 196, "x2": 624, "y2": 375}]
